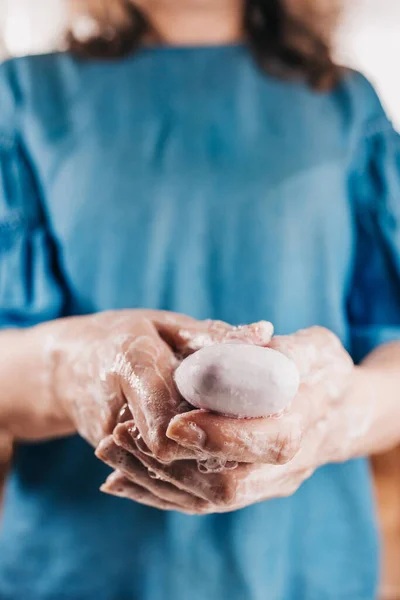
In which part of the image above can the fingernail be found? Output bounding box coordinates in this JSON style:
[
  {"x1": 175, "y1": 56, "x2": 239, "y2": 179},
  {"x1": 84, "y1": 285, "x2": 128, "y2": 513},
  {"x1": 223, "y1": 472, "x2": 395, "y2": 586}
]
[{"x1": 167, "y1": 419, "x2": 207, "y2": 449}]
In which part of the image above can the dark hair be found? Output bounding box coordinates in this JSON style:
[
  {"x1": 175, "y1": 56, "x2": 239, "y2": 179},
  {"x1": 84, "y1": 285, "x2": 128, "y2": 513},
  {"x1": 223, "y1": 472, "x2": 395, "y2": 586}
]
[{"x1": 68, "y1": 0, "x2": 340, "y2": 91}]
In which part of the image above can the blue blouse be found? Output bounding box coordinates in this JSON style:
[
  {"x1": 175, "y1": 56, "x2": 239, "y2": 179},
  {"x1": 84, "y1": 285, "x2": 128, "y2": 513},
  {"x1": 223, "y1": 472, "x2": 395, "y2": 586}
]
[{"x1": 0, "y1": 46, "x2": 400, "y2": 600}]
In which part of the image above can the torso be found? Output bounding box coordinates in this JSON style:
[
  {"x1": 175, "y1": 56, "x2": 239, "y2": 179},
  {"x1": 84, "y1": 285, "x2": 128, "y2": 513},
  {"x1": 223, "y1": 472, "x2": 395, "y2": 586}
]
[{"x1": 0, "y1": 48, "x2": 378, "y2": 599}]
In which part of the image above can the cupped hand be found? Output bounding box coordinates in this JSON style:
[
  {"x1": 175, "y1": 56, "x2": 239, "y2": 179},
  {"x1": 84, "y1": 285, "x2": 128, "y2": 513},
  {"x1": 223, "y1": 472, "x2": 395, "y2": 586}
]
[
  {"x1": 45, "y1": 309, "x2": 274, "y2": 511},
  {"x1": 50, "y1": 310, "x2": 273, "y2": 450},
  {"x1": 107, "y1": 326, "x2": 350, "y2": 514},
  {"x1": 168, "y1": 327, "x2": 354, "y2": 460},
  {"x1": 97, "y1": 326, "x2": 355, "y2": 514}
]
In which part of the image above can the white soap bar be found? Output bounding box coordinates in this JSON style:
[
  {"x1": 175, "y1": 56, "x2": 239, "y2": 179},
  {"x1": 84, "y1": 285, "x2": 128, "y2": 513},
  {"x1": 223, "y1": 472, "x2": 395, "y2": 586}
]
[{"x1": 174, "y1": 344, "x2": 300, "y2": 419}]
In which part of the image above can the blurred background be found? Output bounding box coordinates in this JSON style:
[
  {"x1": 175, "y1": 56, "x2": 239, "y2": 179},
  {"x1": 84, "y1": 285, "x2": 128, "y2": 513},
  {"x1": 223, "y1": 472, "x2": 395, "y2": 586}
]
[
  {"x1": 0, "y1": 1, "x2": 399, "y2": 598},
  {"x1": 0, "y1": 0, "x2": 399, "y2": 129}
]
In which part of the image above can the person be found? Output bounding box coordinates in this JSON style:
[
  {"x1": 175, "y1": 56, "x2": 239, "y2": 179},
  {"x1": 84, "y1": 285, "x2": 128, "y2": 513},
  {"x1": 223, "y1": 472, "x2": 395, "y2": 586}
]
[{"x1": 0, "y1": 0, "x2": 399, "y2": 598}]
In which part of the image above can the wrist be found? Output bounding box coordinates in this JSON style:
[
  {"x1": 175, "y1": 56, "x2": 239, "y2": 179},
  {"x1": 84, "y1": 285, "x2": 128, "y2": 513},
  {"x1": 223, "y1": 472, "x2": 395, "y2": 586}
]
[
  {"x1": 340, "y1": 363, "x2": 399, "y2": 461},
  {"x1": 20, "y1": 321, "x2": 76, "y2": 441}
]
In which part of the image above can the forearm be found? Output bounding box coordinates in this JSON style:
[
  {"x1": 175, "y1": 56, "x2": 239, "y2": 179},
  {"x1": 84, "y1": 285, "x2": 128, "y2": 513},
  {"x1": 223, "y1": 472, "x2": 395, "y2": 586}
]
[
  {"x1": 346, "y1": 342, "x2": 400, "y2": 459},
  {"x1": 0, "y1": 325, "x2": 73, "y2": 446}
]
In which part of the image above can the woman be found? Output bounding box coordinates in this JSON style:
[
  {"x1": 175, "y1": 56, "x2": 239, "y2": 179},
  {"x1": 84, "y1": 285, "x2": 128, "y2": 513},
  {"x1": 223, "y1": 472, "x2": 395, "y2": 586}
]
[{"x1": 0, "y1": 1, "x2": 399, "y2": 598}]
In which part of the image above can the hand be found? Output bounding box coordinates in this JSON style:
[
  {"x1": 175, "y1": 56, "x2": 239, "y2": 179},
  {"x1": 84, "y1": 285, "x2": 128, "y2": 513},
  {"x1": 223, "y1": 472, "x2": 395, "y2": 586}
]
[
  {"x1": 36, "y1": 309, "x2": 274, "y2": 513},
  {"x1": 111, "y1": 326, "x2": 353, "y2": 514},
  {"x1": 48, "y1": 310, "x2": 273, "y2": 450}
]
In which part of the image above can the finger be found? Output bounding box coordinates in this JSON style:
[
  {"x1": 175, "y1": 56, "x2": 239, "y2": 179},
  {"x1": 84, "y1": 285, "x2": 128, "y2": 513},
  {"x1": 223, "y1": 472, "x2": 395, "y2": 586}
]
[
  {"x1": 96, "y1": 436, "x2": 209, "y2": 512},
  {"x1": 152, "y1": 313, "x2": 274, "y2": 356},
  {"x1": 115, "y1": 317, "x2": 273, "y2": 463},
  {"x1": 114, "y1": 422, "x2": 253, "y2": 506},
  {"x1": 166, "y1": 409, "x2": 304, "y2": 464},
  {"x1": 166, "y1": 380, "x2": 342, "y2": 461},
  {"x1": 101, "y1": 471, "x2": 187, "y2": 512},
  {"x1": 115, "y1": 422, "x2": 312, "y2": 510},
  {"x1": 117, "y1": 332, "x2": 200, "y2": 463}
]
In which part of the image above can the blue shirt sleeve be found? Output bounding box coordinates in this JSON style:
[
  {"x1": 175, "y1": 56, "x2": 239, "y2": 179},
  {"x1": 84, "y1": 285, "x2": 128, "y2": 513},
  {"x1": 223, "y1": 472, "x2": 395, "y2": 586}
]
[
  {"x1": 348, "y1": 83, "x2": 400, "y2": 363},
  {"x1": 0, "y1": 60, "x2": 65, "y2": 328}
]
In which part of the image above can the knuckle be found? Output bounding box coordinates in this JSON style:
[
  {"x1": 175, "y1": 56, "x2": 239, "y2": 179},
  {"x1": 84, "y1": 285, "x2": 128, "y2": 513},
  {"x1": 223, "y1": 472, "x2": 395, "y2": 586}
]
[
  {"x1": 197, "y1": 502, "x2": 217, "y2": 515},
  {"x1": 311, "y1": 325, "x2": 330, "y2": 336},
  {"x1": 196, "y1": 506, "x2": 216, "y2": 516},
  {"x1": 341, "y1": 350, "x2": 354, "y2": 371},
  {"x1": 311, "y1": 325, "x2": 329, "y2": 334},
  {"x1": 313, "y1": 326, "x2": 341, "y2": 347},
  {"x1": 271, "y1": 432, "x2": 302, "y2": 465}
]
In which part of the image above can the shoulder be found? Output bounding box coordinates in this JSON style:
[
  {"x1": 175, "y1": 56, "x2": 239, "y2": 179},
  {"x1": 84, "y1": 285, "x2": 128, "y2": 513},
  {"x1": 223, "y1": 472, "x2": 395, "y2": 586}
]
[
  {"x1": 0, "y1": 52, "x2": 118, "y2": 136},
  {"x1": 341, "y1": 71, "x2": 400, "y2": 216},
  {"x1": 0, "y1": 53, "x2": 71, "y2": 132},
  {"x1": 333, "y1": 68, "x2": 394, "y2": 141}
]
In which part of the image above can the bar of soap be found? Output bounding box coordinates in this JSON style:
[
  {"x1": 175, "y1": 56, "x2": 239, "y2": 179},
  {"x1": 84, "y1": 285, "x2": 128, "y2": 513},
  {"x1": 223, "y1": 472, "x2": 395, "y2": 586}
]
[{"x1": 174, "y1": 344, "x2": 299, "y2": 418}]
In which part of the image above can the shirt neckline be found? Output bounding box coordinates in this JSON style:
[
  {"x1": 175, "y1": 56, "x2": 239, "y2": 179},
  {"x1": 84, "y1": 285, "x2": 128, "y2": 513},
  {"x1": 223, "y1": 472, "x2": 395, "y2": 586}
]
[{"x1": 138, "y1": 42, "x2": 247, "y2": 55}]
